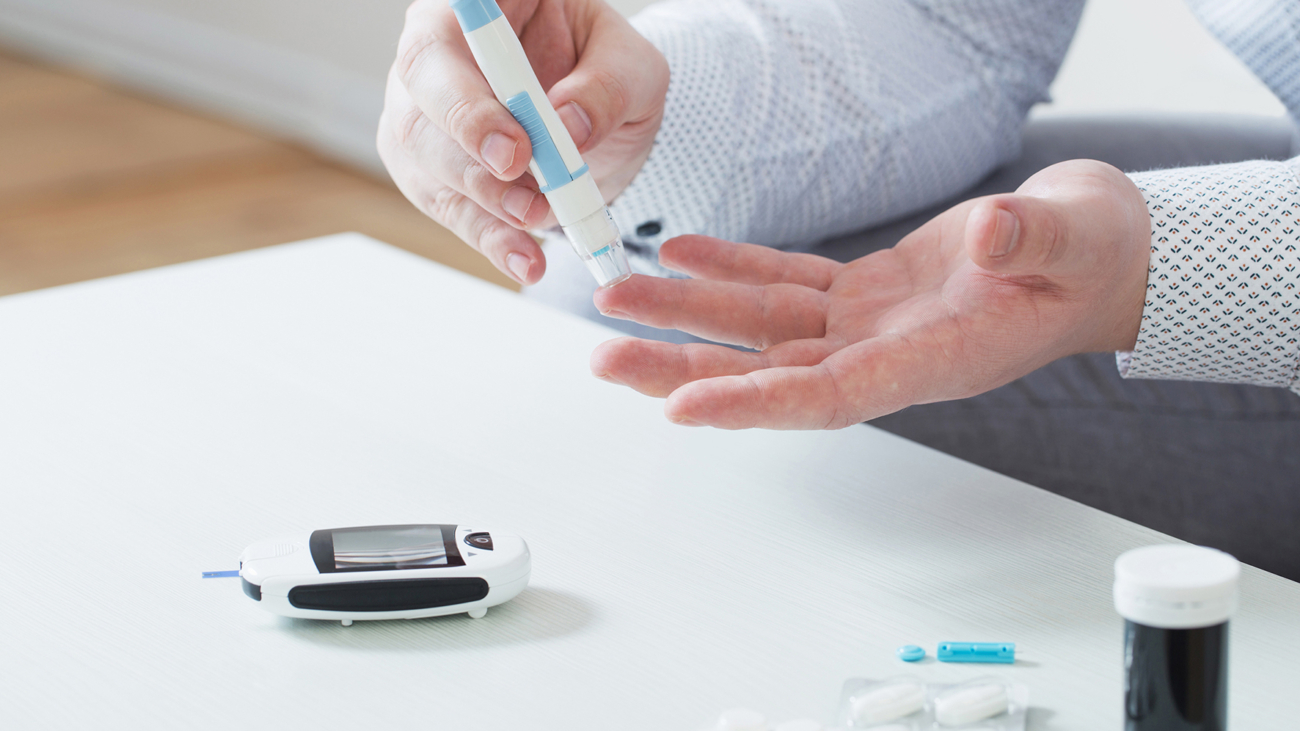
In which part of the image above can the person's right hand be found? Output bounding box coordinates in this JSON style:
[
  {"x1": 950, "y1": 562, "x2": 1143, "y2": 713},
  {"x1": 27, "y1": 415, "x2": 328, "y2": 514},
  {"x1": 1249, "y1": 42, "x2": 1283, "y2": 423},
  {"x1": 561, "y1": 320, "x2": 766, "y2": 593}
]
[{"x1": 378, "y1": 0, "x2": 668, "y2": 285}]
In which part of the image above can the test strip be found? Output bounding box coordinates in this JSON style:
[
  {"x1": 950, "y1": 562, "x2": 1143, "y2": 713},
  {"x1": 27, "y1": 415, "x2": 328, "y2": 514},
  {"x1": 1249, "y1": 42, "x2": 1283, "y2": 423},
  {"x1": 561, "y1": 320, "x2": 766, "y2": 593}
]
[
  {"x1": 937, "y1": 642, "x2": 1016, "y2": 663},
  {"x1": 202, "y1": 570, "x2": 240, "y2": 578}
]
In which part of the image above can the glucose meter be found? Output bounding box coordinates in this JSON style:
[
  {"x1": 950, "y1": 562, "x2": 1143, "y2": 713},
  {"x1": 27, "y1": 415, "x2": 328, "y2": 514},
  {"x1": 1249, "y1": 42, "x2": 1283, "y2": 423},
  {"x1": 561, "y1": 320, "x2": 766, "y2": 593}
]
[{"x1": 235, "y1": 524, "x2": 530, "y2": 625}]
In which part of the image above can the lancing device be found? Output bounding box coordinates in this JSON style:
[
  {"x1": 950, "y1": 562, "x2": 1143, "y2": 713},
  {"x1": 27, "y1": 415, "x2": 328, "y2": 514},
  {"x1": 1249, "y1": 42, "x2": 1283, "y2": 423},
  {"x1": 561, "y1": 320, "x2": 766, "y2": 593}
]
[{"x1": 451, "y1": 0, "x2": 632, "y2": 287}]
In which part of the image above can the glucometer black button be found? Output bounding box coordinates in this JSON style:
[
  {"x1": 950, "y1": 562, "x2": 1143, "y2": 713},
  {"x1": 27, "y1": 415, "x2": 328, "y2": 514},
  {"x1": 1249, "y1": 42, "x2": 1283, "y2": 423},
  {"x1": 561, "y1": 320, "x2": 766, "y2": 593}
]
[{"x1": 464, "y1": 532, "x2": 493, "y2": 551}]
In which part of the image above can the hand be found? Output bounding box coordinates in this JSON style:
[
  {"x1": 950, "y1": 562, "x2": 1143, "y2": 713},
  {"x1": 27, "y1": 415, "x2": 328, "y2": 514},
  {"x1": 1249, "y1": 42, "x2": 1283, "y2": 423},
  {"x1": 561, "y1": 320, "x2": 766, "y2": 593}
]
[
  {"x1": 589, "y1": 160, "x2": 1152, "y2": 429},
  {"x1": 378, "y1": 0, "x2": 668, "y2": 285}
]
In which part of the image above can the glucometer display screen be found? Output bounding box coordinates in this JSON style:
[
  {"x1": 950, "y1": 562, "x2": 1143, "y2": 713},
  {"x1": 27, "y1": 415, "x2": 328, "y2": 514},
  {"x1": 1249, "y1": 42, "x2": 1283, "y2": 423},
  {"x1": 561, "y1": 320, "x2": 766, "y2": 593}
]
[
  {"x1": 331, "y1": 526, "x2": 449, "y2": 570},
  {"x1": 308, "y1": 524, "x2": 466, "y2": 573}
]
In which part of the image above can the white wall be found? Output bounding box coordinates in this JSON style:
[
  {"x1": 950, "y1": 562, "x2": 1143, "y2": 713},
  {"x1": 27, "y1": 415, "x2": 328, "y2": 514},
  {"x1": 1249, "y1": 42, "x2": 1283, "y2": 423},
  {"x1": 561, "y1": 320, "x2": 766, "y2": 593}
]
[
  {"x1": 113, "y1": 0, "x2": 407, "y2": 80},
  {"x1": 0, "y1": 0, "x2": 1283, "y2": 176},
  {"x1": 1035, "y1": 0, "x2": 1284, "y2": 118}
]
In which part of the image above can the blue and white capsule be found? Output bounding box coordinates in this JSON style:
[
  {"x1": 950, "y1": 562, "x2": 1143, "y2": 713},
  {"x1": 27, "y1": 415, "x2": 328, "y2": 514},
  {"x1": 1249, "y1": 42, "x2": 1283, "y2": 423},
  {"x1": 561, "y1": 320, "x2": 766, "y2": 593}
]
[{"x1": 451, "y1": 0, "x2": 631, "y2": 287}]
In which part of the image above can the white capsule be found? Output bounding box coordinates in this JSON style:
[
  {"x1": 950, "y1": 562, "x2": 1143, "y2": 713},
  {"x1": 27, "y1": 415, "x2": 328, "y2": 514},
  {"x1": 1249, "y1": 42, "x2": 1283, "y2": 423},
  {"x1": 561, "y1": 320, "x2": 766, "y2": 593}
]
[
  {"x1": 849, "y1": 681, "x2": 926, "y2": 725},
  {"x1": 934, "y1": 682, "x2": 1009, "y2": 727},
  {"x1": 715, "y1": 708, "x2": 768, "y2": 731}
]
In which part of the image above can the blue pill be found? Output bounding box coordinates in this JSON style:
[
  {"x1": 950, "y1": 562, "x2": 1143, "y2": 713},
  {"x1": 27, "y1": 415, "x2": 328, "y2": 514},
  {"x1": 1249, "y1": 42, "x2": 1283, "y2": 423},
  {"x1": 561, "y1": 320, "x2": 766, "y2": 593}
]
[{"x1": 896, "y1": 644, "x2": 925, "y2": 662}]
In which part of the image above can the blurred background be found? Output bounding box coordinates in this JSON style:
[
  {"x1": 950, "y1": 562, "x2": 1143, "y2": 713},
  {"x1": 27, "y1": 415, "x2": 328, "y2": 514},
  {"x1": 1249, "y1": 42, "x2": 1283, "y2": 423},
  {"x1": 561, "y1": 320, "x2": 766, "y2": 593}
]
[{"x1": 0, "y1": 0, "x2": 1285, "y2": 298}]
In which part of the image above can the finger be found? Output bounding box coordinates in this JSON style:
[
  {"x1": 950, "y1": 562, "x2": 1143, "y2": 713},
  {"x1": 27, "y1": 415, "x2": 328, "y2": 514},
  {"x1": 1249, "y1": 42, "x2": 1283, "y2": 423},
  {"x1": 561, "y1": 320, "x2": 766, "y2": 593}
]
[
  {"x1": 380, "y1": 128, "x2": 544, "y2": 284},
  {"x1": 965, "y1": 192, "x2": 1109, "y2": 280},
  {"x1": 664, "y1": 366, "x2": 844, "y2": 430},
  {"x1": 383, "y1": 68, "x2": 552, "y2": 230},
  {"x1": 590, "y1": 337, "x2": 837, "y2": 397},
  {"x1": 396, "y1": 0, "x2": 533, "y2": 181},
  {"x1": 967, "y1": 163, "x2": 1151, "y2": 281},
  {"x1": 664, "y1": 335, "x2": 935, "y2": 430},
  {"x1": 436, "y1": 187, "x2": 546, "y2": 285},
  {"x1": 592, "y1": 274, "x2": 829, "y2": 350},
  {"x1": 658, "y1": 236, "x2": 841, "y2": 289},
  {"x1": 544, "y1": 8, "x2": 669, "y2": 151},
  {"x1": 963, "y1": 195, "x2": 1066, "y2": 276}
]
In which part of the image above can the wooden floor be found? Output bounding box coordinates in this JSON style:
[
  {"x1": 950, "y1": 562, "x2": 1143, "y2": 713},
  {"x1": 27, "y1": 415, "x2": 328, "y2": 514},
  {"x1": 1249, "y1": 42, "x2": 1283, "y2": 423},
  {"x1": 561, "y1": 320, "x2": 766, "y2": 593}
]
[{"x1": 0, "y1": 51, "x2": 516, "y2": 298}]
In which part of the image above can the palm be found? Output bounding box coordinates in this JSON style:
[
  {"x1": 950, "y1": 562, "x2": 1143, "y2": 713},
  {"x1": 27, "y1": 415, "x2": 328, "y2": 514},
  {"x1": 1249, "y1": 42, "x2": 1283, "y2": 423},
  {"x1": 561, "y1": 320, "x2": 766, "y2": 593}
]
[
  {"x1": 591, "y1": 161, "x2": 1150, "y2": 429},
  {"x1": 821, "y1": 213, "x2": 1069, "y2": 405}
]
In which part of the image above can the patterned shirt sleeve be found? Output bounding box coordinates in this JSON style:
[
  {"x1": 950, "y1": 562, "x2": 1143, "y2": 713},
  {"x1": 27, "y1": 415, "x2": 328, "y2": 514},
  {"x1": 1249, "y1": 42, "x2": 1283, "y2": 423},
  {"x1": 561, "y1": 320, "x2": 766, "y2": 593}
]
[
  {"x1": 609, "y1": 0, "x2": 1084, "y2": 276},
  {"x1": 1121, "y1": 159, "x2": 1300, "y2": 396}
]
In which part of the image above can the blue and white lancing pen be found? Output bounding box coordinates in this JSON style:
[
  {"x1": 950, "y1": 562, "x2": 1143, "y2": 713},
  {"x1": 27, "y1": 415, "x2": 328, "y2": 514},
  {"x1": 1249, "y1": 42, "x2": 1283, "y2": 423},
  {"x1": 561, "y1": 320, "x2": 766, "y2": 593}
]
[{"x1": 451, "y1": 0, "x2": 632, "y2": 287}]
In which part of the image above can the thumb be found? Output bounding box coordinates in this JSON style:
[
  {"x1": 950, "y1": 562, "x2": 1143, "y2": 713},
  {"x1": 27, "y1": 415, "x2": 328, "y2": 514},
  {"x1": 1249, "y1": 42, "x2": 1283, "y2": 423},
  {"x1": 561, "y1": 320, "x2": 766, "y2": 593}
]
[
  {"x1": 964, "y1": 195, "x2": 1073, "y2": 276},
  {"x1": 545, "y1": 11, "x2": 668, "y2": 151}
]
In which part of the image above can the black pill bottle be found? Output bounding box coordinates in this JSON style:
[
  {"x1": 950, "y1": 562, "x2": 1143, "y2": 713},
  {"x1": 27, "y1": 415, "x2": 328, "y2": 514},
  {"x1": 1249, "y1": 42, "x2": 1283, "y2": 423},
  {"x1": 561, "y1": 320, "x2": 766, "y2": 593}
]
[{"x1": 1114, "y1": 545, "x2": 1240, "y2": 731}]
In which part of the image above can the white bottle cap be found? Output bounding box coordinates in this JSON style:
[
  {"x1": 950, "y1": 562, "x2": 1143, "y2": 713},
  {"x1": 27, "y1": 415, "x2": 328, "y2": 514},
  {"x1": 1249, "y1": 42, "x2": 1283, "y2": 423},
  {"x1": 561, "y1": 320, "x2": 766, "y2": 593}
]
[{"x1": 1113, "y1": 545, "x2": 1240, "y2": 629}]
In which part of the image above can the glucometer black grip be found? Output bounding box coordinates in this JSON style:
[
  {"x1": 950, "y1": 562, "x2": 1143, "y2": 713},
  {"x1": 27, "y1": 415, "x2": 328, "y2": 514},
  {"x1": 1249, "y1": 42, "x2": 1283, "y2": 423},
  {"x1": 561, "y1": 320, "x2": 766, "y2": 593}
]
[{"x1": 287, "y1": 577, "x2": 489, "y2": 613}]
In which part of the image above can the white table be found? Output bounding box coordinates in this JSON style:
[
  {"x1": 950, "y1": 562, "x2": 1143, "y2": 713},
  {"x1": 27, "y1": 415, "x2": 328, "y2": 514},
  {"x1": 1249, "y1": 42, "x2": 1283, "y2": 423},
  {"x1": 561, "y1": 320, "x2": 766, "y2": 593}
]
[{"x1": 1, "y1": 234, "x2": 1296, "y2": 730}]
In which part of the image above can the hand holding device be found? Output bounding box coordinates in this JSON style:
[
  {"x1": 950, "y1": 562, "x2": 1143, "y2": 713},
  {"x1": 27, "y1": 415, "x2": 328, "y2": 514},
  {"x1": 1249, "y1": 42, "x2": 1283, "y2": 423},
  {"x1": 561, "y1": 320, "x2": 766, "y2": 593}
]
[
  {"x1": 590, "y1": 160, "x2": 1151, "y2": 429},
  {"x1": 378, "y1": 0, "x2": 668, "y2": 285}
]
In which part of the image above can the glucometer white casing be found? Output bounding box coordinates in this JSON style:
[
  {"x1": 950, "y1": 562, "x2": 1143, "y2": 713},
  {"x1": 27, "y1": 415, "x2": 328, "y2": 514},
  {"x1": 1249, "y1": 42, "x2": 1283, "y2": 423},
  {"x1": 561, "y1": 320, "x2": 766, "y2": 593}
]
[{"x1": 238, "y1": 524, "x2": 530, "y2": 624}]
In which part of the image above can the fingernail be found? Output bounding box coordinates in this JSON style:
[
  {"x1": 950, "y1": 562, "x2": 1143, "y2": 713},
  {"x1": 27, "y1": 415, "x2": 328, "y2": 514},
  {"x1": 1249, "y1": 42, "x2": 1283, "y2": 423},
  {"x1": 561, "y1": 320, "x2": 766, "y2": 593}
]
[
  {"x1": 481, "y1": 133, "x2": 517, "y2": 175},
  {"x1": 592, "y1": 371, "x2": 625, "y2": 386},
  {"x1": 990, "y1": 208, "x2": 1020, "y2": 258},
  {"x1": 502, "y1": 186, "x2": 538, "y2": 225},
  {"x1": 506, "y1": 252, "x2": 531, "y2": 283},
  {"x1": 600, "y1": 308, "x2": 630, "y2": 320},
  {"x1": 669, "y1": 416, "x2": 703, "y2": 427},
  {"x1": 557, "y1": 102, "x2": 592, "y2": 148}
]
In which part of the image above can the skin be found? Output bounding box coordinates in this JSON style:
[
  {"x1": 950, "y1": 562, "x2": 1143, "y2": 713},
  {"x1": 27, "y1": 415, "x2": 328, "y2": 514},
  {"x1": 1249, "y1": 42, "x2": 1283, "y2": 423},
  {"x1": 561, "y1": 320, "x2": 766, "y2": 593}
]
[
  {"x1": 589, "y1": 160, "x2": 1153, "y2": 430},
  {"x1": 378, "y1": 0, "x2": 668, "y2": 285},
  {"x1": 379, "y1": 4, "x2": 1153, "y2": 430}
]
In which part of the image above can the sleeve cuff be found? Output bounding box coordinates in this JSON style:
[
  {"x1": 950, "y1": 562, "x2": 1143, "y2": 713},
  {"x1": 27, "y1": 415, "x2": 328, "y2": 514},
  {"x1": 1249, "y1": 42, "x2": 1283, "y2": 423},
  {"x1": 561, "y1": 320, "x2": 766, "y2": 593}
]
[{"x1": 1122, "y1": 159, "x2": 1300, "y2": 391}]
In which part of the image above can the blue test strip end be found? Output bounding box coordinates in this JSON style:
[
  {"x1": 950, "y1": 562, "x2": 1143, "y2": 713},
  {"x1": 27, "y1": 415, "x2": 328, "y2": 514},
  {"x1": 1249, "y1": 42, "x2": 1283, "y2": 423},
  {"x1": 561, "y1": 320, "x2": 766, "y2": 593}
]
[
  {"x1": 202, "y1": 570, "x2": 241, "y2": 579},
  {"x1": 896, "y1": 644, "x2": 926, "y2": 662},
  {"x1": 937, "y1": 642, "x2": 1015, "y2": 664}
]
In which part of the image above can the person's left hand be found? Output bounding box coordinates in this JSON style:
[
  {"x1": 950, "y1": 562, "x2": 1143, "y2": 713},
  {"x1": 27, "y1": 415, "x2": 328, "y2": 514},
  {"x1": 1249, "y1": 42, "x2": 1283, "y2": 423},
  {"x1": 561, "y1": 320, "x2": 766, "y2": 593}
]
[{"x1": 589, "y1": 159, "x2": 1152, "y2": 429}]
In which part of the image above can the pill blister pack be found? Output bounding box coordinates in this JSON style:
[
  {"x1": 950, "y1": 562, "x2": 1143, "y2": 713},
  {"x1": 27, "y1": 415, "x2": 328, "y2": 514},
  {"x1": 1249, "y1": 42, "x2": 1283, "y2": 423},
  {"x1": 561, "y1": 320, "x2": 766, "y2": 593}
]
[
  {"x1": 839, "y1": 676, "x2": 1028, "y2": 730},
  {"x1": 700, "y1": 676, "x2": 1028, "y2": 730}
]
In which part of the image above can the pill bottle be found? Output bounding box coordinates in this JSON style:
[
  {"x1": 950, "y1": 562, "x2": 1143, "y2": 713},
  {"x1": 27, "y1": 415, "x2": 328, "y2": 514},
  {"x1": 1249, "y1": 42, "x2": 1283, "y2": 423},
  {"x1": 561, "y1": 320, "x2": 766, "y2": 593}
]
[{"x1": 1113, "y1": 545, "x2": 1240, "y2": 731}]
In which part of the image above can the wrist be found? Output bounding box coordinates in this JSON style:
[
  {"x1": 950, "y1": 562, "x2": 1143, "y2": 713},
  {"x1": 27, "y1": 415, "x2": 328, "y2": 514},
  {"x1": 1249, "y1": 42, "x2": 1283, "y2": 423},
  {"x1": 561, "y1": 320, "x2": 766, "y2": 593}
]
[
  {"x1": 1110, "y1": 182, "x2": 1154, "y2": 353},
  {"x1": 1068, "y1": 174, "x2": 1153, "y2": 355}
]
